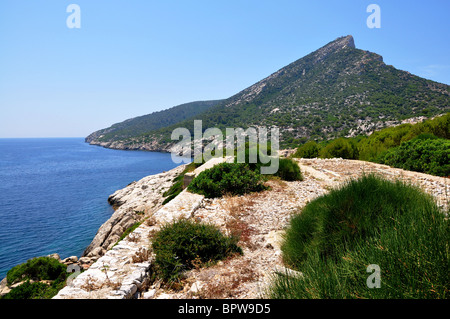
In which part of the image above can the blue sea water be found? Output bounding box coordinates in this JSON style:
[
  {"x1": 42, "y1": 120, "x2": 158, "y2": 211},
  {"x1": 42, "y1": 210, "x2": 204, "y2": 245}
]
[{"x1": 0, "y1": 138, "x2": 184, "y2": 279}]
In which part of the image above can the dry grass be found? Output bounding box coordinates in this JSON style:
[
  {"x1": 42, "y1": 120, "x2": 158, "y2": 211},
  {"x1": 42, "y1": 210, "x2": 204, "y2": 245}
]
[
  {"x1": 219, "y1": 194, "x2": 259, "y2": 250},
  {"x1": 225, "y1": 218, "x2": 256, "y2": 250},
  {"x1": 145, "y1": 216, "x2": 157, "y2": 227},
  {"x1": 132, "y1": 247, "x2": 150, "y2": 263},
  {"x1": 79, "y1": 264, "x2": 123, "y2": 292},
  {"x1": 80, "y1": 275, "x2": 103, "y2": 292},
  {"x1": 196, "y1": 258, "x2": 258, "y2": 299},
  {"x1": 107, "y1": 280, "x2": 122, "y2": 290},
  {"x1": 266, "y1": 178, "x2": 288, "y2": 192},
  {"x1": 220, "y1": 194, "x2": 256, "y2": 218}
]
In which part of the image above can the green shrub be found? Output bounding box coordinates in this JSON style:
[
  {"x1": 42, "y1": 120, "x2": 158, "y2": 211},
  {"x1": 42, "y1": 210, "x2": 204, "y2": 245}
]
[
  {"x1": 289, "y1": 113, "x2": 449, "y2": 177},
  {"x1": 234, "y1": 143, "x2": 301, "y2": 181},
  {"x1": 403, "y1": 112, "x2": 450, "y2": 141},
  {"x1": 2, "y1": 257, "x2": 68, "y2": 299},
  {"x1": 292, "y1": 141, "x2": 320, "y2": 158},
  {"x1": 320, "y1": 138, "x2": 358, "y2": 159},
  {"x1": 381, "y1": 137, "x2": 450, "y2": 177},
  {"x1": 413, "y1": 133, "x2": 439, "y2": 140},
  {"x1": 187, "y1": 162, "x2": 268, "y2": 198},
  {"x1": 151, "y1": 219, "x2": 242, "y2": 282},
  {"x1": 1, "y1": 278, "x2": 66, "y2": 299},
  {"x1": 357, "y1": 113, "x2": 449, "y2": 162},
  {"x1": 2, "y1": 281, "x2": 49, "y2": 299},
  {"x1": 357, "y1": 124, "x2": 413, "y2": 161},
  {"x1": 269, "y1": 175, "x2": 449, "y2": 299},
  {"x1": 274, "y1": 158, "x2": 303, "y2": 181},
  {"x1": 6, "y1": 257, "x2": 67, "y2": 285}
]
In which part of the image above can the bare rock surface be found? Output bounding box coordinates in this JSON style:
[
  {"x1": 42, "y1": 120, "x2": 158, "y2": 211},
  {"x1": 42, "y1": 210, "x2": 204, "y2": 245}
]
[
  {"x1": 82, "y1": 164, "x2": 187, "y2": 260},
  {"x1": 54, "y1": 223, "x2": 156, "y2": 299}
]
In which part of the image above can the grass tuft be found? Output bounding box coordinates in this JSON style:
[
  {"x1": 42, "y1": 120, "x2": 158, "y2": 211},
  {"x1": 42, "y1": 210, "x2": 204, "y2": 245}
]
[{"x1": 268, "y1": 174, "x2": 449, "y2": 299}]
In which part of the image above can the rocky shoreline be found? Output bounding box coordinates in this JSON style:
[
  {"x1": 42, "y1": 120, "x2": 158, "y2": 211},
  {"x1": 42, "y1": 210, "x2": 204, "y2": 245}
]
[
  {"x1": 0, "y1": 163, "x2": 186, "y2": 297},
  {"x1": 85, "y1": 136, "x2": 173, "y2": 153},
  {"x1": 81, "y1": 164, "x2": 188, "y2": 267},
  {"x1": 2, "y1": 157, "x2": 448, "y2": 298},
  {"x1": 56, "y1": 157, "x2": 448, "y2": 299}
]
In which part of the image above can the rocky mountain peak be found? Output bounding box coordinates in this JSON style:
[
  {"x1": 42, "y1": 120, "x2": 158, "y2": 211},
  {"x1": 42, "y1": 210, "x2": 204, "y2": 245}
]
[
  {"x1": 312, "y1": 35, "x2": 356, "y2": 64},
  {"x1": 337, "y1": 35, "x2": 355, "y2": 49}
]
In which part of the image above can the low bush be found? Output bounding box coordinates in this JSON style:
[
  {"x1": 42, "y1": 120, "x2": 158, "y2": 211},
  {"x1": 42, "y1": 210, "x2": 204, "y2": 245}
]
[
  {"x1": 151, "y1": 219, "x2": 242, "y2": 282},
  {"x1": 1, "y1": 278, "x2": 66, "y2": 299},
  {"x1": 381, "y1": 137, "x2": 450, "y2": 177},
  {"x1": 2, "y1": 257, "x2": 68, "y2": 299},
  {"x1": 269, "y1": 175, "x2": 449, "y2": 298},
  {"x1": 187, "y1": 162, "x2": 268, "y2": 198},
  {"x1": 233, "y1": 142, "x2": 303, "y2": 181},
  {"x1": 234, "y1": 142, "x2": 273, "y2": 173},
  {"x1": 274, "y1": 158, "x2": 303, "y2": 181},
  {"x1": 319, "y1": 138, "x2": 358, "y2": 159},
  {"x1": 292, "y1": 141, "x2": 320, "y2": 158},
  {"x1": 6, "y1": 257, "x2": 67, "y2": 285},
  {"x1": 357, "y1": 123, "x2": 413, "y2": 161},
  {"x1": 293, "y1": 113, "x2": 449, "y2": 177}
]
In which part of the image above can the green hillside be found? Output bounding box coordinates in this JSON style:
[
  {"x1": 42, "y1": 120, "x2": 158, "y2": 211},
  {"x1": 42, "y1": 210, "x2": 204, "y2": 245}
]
[{"x1": 85, "y1": 100, "x2": 223, "y2": 144}]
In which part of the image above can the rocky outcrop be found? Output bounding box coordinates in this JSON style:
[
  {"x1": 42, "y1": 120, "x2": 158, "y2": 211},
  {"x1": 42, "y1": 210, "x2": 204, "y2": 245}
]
[
  {"x1": 86, "y1": 139, "x2": 173, "y2": 153},
  {"x1": 54, "y1": 224, "x2": 155, "y2": 299},
  {"x1": 81, "y1": 164, "x2": 187, "y2": 263},
  {"x1": 312, "y1": 35, "x2": 356, "y2": 64},
  {"x1": 53, "y1": 162, "x2": 210, "y2": 299}
]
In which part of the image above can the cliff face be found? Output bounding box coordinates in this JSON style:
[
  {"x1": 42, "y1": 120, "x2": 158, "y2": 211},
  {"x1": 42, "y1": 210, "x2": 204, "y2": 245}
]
[
  {"x1": 81, "y1": 164, "x2": 187, "y2": 264},
  {"x1": 85, "y1": 139, "x2": 173, "y2": 153},
  {"x1": 86, "y1": 35, "x2": 450, "y2": 150}
]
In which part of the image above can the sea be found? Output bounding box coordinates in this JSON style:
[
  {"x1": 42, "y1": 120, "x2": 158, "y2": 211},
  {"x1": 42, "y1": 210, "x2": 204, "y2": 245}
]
[{"x1": 0, "y1": 138, "x2": 184, "y2": 279}]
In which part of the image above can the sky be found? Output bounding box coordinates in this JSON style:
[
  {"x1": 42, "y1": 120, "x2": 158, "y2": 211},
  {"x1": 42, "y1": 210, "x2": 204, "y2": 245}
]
[{"x1": 0, "y1": 0, "x2": 449, "y2": 138}]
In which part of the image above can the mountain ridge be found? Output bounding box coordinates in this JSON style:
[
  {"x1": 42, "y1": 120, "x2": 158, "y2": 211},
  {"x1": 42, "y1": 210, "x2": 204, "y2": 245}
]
[
  {"x1": 85, "y1": 99, "x2": 224, "y2": 146},
  {"x1": 86, "y1": 35, "x2": 450, "y2": 151}
]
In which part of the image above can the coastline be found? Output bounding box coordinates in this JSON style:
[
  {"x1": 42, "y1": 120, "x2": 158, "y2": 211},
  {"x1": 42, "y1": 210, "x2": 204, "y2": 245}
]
[
  {"x1": 0, "y1": 140, "x2": 185, "y2": 294},
  {"x1": 0, "y1": 162, "x2": 186, "y2": 297},
  {"x1": 53, "y1": 157, "x2": 448, "y2": 299},
  {"x1": 80, "y1": 163, "x2": 187, "y2": 264},
  {"x1": 85, "y1": 136, "x2": 173, "y2": 153}
]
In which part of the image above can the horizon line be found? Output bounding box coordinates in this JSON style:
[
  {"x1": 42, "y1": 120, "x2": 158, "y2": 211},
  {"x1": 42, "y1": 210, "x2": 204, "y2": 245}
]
[{"x1": 0, "y1": 136, "x2": 86, "y2": 139}]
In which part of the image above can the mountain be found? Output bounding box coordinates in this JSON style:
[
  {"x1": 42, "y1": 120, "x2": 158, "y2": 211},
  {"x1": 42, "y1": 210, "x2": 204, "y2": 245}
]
[{"x1": 86, "y1": 35, "x2": 450, "y2": 151}]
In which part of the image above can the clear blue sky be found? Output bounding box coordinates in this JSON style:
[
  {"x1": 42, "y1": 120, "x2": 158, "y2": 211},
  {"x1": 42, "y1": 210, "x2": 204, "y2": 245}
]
[{"x1": 0, "y1": 0, "x2": 449, "y2": 137}]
